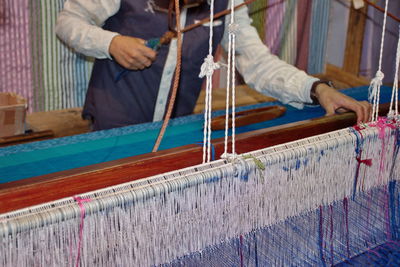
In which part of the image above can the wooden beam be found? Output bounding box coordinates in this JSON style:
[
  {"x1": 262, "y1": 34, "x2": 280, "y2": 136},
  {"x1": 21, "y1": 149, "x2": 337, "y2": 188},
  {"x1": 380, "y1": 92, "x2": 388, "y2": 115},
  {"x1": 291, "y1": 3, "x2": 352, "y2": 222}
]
[
  {"x1": 343, "y1": 3, "x2": 368, "y2": 75},
  {"x1": 325, "y1": 63, "x2": 370, "y2": 88},
  {"x1": 0, "y1": 130, "x2": 54, "y2": 147}
]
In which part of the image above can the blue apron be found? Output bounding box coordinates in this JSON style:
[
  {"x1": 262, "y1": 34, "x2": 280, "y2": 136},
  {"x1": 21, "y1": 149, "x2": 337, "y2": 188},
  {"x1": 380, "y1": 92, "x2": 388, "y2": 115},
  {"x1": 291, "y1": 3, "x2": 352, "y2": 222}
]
[{"x1": 83, "y1": 0, "x2": 228, "y2": 130}]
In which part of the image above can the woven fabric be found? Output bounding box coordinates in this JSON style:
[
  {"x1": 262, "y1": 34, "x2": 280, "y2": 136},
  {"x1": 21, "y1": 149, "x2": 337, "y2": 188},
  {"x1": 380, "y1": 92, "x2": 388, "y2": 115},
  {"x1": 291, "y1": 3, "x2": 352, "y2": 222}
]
[{"x1": 0, "y1": 86, "x2": 393, "y2": 184}]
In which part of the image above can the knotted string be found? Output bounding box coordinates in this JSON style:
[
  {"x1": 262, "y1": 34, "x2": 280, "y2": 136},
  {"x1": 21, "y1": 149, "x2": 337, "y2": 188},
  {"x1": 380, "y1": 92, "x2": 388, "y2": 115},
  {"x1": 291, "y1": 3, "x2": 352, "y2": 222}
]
[
  {"x1": 73, "y1": 196, "x2": 91, "y2": 267},
  {"x1": 369, "y1": 0, "x2": 389, "y2": 121},
  {"x1": 199, "y1": 0, "x2": 217, "y2": 164}
]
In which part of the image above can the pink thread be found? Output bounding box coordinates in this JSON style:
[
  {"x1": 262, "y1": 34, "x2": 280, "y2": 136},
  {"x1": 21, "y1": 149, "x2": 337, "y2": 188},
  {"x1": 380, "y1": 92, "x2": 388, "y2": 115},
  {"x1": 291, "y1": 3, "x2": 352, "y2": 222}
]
[
  {"x1": 73, "y1": 196, "x2": 91, "y2": 267},
  {"x1": 369, "y1": 117, "x2": 396, "y2": 182},
  {"x1": 369, "y1": 117, "x2": 396, "y2": 139}
]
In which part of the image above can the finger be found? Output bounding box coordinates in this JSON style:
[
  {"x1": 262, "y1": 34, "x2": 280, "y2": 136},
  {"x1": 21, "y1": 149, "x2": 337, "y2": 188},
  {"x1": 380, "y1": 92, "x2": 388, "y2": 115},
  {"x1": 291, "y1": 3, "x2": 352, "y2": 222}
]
[
  {"x1": 139, "y1": 56, "x2": 152, "y2": 68},
  {"x1": 324, "y1": 104, "x2": 336, "y2": 117},
  {"x1": 354, "y1": 105, "x2": 364, "y2": 124},
  {"x1": 335, "y1": 107, "x2": 349, "y2": 114},
  {"x1": 141, "y1": 47, "x2": 157, "y2": 61},
  {"x1": 132, "y1": 55, "x2": 152, "y2": 68},
  {"x1": 361, "y1": 104, "x2": 369, "y2": 123},
  {"x1": 363, "y1": 101, "x2": 372, "y2": 122},
  {"x1": 339, "y1": 98, "x2": 368, "y2": 123},
  {"x1": 357, "y1": 101, "x2": 371, "y2": 123},
  {"x1": 135, "y1": 43, "x2": 157, "y2": 60}
]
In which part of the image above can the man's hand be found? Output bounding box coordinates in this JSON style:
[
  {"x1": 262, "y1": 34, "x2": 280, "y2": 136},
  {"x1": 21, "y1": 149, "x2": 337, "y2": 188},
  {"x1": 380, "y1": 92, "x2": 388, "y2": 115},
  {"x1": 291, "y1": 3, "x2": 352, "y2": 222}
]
[
  {"x1": 109, "y1": 35, "x2": 157, "y2": 70},
  {"x1": 315, "y1": 84, "x2": 372, "y2": 123}
]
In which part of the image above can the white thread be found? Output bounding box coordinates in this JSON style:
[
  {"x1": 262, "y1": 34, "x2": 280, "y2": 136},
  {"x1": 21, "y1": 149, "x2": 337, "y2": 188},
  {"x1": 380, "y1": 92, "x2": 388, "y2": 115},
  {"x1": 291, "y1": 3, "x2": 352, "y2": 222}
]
[
  {"x1": 231, "y1": 23, "x2": 237, "y2": 157},
  {"x1": 207, "y1": 78, "x2": 213, "y2": 162},
  {"x1": 223, "y1": 0, "x2": 238, "y2": 159},
  {"x1": 389, "y1": 26, "x2": 400, "y2": 117},
  {"x1": 223, "y1": 33, "x2": 233, "y2": 157},
  {"x1": 199, "y1": 0, "x2": 217, "y2": 163},
  {"x1": 2, "y1": 126, "x2": 399, "y2": 266},
  {"x1": 369, "y1": 0, "x2": 389, "y2": 122},
  {"x1": 199, "y1": 55, "x2": 220, "y2": 78},
  {"x1": 202, "y1": 78, "x2": 210, "y2": 163}
]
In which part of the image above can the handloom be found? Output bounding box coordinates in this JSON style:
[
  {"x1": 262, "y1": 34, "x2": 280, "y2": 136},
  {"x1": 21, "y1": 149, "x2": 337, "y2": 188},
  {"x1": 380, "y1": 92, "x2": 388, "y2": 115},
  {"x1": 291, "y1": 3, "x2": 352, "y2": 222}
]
[{"x1": 2, "y1": 1, "x2": 400, "y2": 267}]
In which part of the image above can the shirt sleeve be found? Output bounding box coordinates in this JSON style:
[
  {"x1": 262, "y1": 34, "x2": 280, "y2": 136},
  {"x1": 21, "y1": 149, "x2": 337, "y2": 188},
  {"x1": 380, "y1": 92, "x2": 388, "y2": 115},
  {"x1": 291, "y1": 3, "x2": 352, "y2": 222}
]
[
  {"x1": 221, "y1": 0, "x2": 319, "y2": 109},
  {"x1": 55, "y1": 0, "x2": 121, "y2": 59}
]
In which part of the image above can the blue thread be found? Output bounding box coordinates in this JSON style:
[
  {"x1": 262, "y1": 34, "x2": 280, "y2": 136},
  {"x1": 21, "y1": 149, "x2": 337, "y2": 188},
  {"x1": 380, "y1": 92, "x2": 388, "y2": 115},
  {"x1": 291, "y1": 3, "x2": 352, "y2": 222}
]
[
  {"x1": 115, "y1": 69, "x2": 129, "y2": 82},
  {"x1": 318, "y1": 206, "x2": 327, "y2": 267},
  {"x1": 389, "y1": 181, "x2": 399, "y2": 240},
  {"x1": 349, "y1": 127, "x2": 363, "y2": 200},
  {"x1": 253, "y1": 232, "x2": 258, "y2": 267},
  {"x1": 295, "y1": 159, "x2": 301, "y2": 170},
  {"x1": 282, "y1": 166, "x2": 289, "y2": 172},
  {"x1": 389, "y1": 129, "x2": 399, "y2": 183}
]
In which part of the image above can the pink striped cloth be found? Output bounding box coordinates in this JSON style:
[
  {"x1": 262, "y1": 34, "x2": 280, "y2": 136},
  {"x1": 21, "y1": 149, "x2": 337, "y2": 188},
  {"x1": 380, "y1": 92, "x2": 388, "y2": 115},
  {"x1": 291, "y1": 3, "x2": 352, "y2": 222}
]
[
  {"x1": 0, "y1": 0, "x2": 33, "y2": 111},
  {"x1": 296, "y1": 0, "x2": 312, "y2": 71},
  {"x1": 265, "y1": 0, "x2": 285, "y2": 55}
]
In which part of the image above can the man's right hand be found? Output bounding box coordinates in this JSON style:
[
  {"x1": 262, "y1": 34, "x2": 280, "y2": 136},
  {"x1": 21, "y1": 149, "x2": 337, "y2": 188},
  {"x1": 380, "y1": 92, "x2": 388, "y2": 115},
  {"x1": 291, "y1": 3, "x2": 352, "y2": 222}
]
[{"x1": 109, "y1": 35, "x2": 157, "y2": 70}]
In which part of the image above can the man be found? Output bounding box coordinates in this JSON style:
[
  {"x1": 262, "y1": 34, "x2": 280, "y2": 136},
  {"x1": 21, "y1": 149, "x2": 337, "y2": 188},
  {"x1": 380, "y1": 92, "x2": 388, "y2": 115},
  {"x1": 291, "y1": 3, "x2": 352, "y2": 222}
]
[{"x1": 56, "y1": 0, "x2": 371, "y2": 131}]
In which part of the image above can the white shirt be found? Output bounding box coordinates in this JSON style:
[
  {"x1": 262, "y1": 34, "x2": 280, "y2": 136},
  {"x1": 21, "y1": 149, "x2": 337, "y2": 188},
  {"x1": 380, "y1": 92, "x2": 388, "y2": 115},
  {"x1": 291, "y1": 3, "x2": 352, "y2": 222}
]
[{"x1": 55, "y1": 0, "x2": 318, "y2": 109}]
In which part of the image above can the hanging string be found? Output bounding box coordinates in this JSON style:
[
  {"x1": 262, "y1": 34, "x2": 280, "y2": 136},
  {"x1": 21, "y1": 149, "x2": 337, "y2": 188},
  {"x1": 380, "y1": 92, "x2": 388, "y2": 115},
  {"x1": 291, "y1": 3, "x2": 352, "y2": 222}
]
[
  {"x1": 388, "y1": 25, "x2": 400, "y2": 118},
  {"x1": 221, "y1": 0, "x2": 239, "y2": 161},
  {"x1": 230, "y1": 2, "x2": 238, "y2": 158},
  {"x1": 369, "y1": 0, "x2": 389, "y2": 122},
  {"x1": 199, "y1": 0, "x2": 220, "y2": 163}
]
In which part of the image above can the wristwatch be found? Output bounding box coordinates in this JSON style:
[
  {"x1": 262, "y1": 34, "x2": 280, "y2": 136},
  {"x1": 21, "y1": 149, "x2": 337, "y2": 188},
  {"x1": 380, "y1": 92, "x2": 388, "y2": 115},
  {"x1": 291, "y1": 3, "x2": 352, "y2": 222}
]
[{"x1": 310, "y1": 80, "x2": 334, "y2": 105}]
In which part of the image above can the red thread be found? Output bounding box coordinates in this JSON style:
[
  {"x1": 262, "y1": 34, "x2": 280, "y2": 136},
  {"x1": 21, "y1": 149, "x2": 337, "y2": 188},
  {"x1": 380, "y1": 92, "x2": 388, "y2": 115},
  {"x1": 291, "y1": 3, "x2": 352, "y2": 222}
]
[
  {"x1": 355, "y1": 156, "x2": 373, "y2": 167},
  {"x1": 73, "y1": 196, "x2": 91, "y2": 267}
]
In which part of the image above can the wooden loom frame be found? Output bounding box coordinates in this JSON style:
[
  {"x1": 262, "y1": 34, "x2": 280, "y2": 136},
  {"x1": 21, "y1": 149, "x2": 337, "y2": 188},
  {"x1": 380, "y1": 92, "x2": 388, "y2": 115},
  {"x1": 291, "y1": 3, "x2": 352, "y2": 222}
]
[{"x1": 0, "y1": 104, "x2": 395, "y2": 214}]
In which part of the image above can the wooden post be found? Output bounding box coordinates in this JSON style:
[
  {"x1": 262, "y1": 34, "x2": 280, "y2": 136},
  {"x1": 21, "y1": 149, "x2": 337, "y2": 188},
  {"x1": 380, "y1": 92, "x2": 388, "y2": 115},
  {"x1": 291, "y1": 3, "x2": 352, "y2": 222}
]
[{"x1": 343, "y1": 3, "x2": 368, "y2": 75}]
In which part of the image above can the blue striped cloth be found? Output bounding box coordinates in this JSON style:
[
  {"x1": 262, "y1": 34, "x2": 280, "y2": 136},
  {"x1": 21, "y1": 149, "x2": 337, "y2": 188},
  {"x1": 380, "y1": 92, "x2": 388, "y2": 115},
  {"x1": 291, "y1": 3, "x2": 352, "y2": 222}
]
[{"x1": 0, "y1": 86, "x2": 393, "y2": 184}]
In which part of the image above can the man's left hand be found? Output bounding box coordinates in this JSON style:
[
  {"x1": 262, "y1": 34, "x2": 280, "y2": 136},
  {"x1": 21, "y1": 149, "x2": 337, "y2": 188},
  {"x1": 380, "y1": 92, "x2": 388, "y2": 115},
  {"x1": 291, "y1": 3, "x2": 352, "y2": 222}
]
[{"x1": 314, "y1": 83, "x2": 372, "y2": 124}]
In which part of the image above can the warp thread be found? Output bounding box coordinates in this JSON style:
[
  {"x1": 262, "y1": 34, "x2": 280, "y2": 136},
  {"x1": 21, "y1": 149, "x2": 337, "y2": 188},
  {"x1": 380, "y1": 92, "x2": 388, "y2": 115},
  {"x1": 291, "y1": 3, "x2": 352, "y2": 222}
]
[
  {"x1": 343, "y1": 197, "x2": 350, "y2": 258},
  {"x1": 73, "y1": 196, "x2": 92, "y2": 267},
  {"x1": 2, "y1": 127, "x2": 399, "y2": 266},
  {"x1": 369, "y1": 117, "x2": 397, "y2": 183},
  {"x1": 350, "y1": 126, "x2": 373, "y2": 199},
  {"x1": 318, "y1": 206, "x2": 327, "y2": 267}
]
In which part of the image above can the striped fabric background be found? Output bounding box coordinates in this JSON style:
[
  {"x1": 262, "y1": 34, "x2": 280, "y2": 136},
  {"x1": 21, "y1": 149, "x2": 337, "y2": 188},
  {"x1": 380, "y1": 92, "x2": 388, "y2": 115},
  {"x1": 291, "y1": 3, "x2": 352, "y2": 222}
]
[
  {"x1": 30, "y1": 0, "x2": 92, "y2": 112},
  {"x1": 1, "y1": 0, "x2": 92, "y2": 112},
  {"x1": 1, "y1": 0, "x2": 333, "y2": 112},
  {"x1": 0, "y1": 0, "x2": 33, "y2": 109}
]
